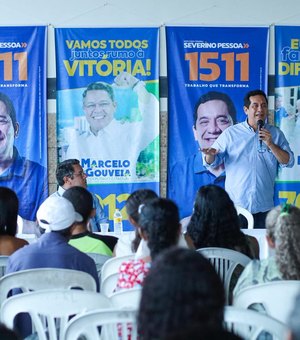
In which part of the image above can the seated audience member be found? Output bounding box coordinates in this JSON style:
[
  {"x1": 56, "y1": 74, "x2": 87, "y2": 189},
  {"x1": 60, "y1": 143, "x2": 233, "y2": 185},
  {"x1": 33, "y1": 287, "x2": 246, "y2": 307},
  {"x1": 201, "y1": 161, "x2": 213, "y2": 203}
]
[
  {"x1": 6, "y1": 196, "x2": 99, "y2": 289},
  {"x1": 138, "y1": 248, "x2": 241, "y2": 340},
  {"x1": 6, "y1": 196, "x2": 100, "y2": 337},
  {"x1": 287, "y1": 292, "x2": 300, "y2": 340},
  {"x1": 63, "y1": 186, "x2": 116, "y2": 256},
  {"x1": 187, "y1": 185, "x2": 259, "y2": 258},
  {"x1": 233, "y1": 204, "x2": 300, "y2": 297},
  {"x1": 114, "y1": 189, "x2": 158, "y2": 257},
  {"x1": 50, "y1": 159, "x2": 107, "y2": 232},
  {"x1": 0, "y1": 187, "x2": 28, "y2": 255},
  {"x1": 116, "y1": 198, "x2": 181, "y2": 290}
]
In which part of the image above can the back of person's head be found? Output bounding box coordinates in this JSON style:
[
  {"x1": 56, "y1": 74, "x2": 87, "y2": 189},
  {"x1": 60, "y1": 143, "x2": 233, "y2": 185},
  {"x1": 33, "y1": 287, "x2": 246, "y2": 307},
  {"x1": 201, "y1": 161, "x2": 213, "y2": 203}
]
[
  {"x1": 193, "y1": 91, "x2": 237, "y2": 126},
  {"x1": 56, "y1": 159, "x2": 80, "y2": 186},
  {"x1": 287, "y1": 292, "x2": 300, "y2": 340},
  {"x1": 275, "y1": 204, "x2": 300, "y2": 280},
  {"x1": 0, "y1": 187, "x2": 19, "y2": 236},
  {"x1": 126, "y1": 189, "x2": 158, "y2": 224},
  {"x1": 62, "y1": 186, "x2": 93, "y2": 224},
  {"x1": 138, "y1": 248, "x2": 225, "y2": 340},
  {"x1": 37, "y1": 196, "x2": 83, "y2": 235},
  {"x1": 187, "y1": 185, "x2": 248, "y2": 253},
  {"x1": 126, "y1": 189, "x2": 158, "y2": 252},
  {"x1": 138, "y1": 198, "x2": 180, "y2": 259},
  {"x1": 265, "y1": 205, "x2": 281, "y2": 245}
]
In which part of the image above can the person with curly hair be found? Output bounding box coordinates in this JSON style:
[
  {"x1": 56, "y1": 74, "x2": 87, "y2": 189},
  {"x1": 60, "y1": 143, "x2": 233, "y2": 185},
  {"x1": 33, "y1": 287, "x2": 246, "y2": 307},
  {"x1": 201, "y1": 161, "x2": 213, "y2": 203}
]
[
  {"x1": 233, "y1": 204, "x2": 300, "y2": 297},
  {"x1": 275, "y1": 204, "x2": 300, "y2": 280},
  {"x1": 138, "y1": 247, "x2": 241, "y2": 340},
  {"x1": 186, "y1": 184, "x2": 258, "y2": 258},
  {"x1": 116, "y1": 198, "x2": 181, "y2": 290}
]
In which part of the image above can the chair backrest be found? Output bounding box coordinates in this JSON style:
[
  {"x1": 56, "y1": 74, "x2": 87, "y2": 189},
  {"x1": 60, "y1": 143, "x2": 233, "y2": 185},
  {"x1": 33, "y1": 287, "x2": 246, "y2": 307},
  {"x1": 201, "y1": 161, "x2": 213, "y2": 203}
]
[
  {"x1": 0, "y1": 268, "x2": 97, "y2": 306},
  {"x1": 101, "y1": 272, "x2": 119, "y2": 297},
  {"x1": 0, "y1": 289, "x2": 112, "y2": 340},
  {"x1": 234, "y1": 280, "x2": 300, "y2": 324},
  {"x1": 235, "y1": 205, "x2": 254, "y2": 229},
  {"x1": 0, "y1": 256, "x2": 8, "y2": 278},
  {"x1": 197, "y1": 247, "x2": 251, "y2": 304},
  {"x1": 63, "y1": 308, "x2": 137, "y2": 340},
  {"x1": 101, "y1": 254, "x2": 134, "y2": 285},
  {"x1": 86, "y1": 253, "x2": 111, "y2": 283},
  {"x1": 224, "y1": 306, "x2": 288, "y2": 340},
  {"x1": 110, "y1": 287, "x2": 142, "y2": 309}
]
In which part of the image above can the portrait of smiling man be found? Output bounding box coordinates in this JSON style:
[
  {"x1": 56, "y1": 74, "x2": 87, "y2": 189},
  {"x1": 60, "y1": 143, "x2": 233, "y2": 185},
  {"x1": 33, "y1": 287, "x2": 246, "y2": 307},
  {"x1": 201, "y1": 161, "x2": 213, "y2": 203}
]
[
  {"x1": 65, "y1": 71, "x2": 159, "y2": 181},
  {"x1": 168, "y1": 91, "x2": 236, "y2": 219},
  {"x1": 0, "y1": 92, "x2": 47, "y2": 232}
]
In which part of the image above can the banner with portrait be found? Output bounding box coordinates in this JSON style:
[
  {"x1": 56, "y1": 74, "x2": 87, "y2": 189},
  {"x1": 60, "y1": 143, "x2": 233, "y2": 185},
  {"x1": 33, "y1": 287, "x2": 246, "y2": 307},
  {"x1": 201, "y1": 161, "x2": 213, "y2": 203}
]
[
  {"x1": 274, "y1": 26, "x2": 300, "y2": 208},
  {"x1": 55, "y1": 27, "x2": 160, "y2": 230},
  {"x1": 0, "y1": 26, "x2": 48, "y2": 230},
  {"x1": 166, "y1": 26, "x2": 269, "y2": 218}
]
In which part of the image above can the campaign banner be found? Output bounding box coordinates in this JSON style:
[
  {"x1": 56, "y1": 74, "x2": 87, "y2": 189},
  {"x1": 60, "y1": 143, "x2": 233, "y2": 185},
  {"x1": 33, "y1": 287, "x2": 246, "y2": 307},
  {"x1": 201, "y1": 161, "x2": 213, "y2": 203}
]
[
  {"x1": 0, "y1": 26, "x2": 48, "y2": 229},
  {"x1": 274, "y1": 26, "x2": 300, "y2": 208},
  {"x1": 55, "y1": 27, "x2": 160, "y2": 230},
  {"x1": 166, "y1": 26, "x2": 269, "y2": 218}
]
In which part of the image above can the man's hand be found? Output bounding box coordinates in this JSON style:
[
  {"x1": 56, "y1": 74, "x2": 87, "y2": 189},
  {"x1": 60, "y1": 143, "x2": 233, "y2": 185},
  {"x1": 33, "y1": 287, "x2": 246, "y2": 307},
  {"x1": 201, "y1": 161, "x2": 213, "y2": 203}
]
[
  {"x1": 258, "y1": 127, "x2": 272, "y2": 148},
  {"x1": 201, "y1": 147, "x2": 219, "y2": 165},
  {"x1": 114, "y1": 72, "x2": 139, "y2": 88}
]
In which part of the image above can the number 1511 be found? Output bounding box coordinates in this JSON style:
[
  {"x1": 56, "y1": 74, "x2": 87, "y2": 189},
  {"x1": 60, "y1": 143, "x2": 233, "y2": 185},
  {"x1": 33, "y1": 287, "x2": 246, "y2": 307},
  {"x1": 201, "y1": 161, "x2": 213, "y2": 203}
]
[
  {"x1": 0, "y1": 52, "x2": 28, "y2": 81},
  {"x1": 185, "y1": 52, "x2": 249, "y2": 82}
]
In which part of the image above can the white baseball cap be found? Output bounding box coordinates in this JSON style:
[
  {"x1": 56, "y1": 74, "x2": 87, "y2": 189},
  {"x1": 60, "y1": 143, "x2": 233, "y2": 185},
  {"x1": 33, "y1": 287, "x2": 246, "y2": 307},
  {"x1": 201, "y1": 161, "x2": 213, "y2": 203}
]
[{"x1": 37, "y1": 196, "x2": 83, "y2": 231}]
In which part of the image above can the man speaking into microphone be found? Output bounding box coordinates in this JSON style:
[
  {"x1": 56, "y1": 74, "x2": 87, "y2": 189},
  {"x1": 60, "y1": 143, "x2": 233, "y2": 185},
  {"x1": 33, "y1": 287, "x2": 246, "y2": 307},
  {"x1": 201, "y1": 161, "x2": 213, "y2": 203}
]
[{"x1": 202, "y1": 90, "x2": 294, "y2": 228}]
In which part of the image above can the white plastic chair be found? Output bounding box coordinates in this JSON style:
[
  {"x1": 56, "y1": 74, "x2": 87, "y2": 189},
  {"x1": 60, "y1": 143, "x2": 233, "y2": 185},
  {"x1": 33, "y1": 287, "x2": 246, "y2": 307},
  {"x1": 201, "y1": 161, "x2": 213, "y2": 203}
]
[
  {"x1": 110, "y1": 287, "x2": 142, "y2": 309},
  {"x1": 234, "y1": 280, "x2": 300, "y2": 324},
  {"x1": 86, "y1": 253, "x2": 111, "y2": 283},
  {"x1": 224, "y1": 306, "x2": 288, "y2": 340},
  {"x1": 0, "y1": 268, "x2": 97, "y2": 306},
  {"x1": 17, "y1": 215, "x2": 24, "y2": 234},
  {"x1": 197, "y1": 247, "x2": 251, "y2": 304},
  {"x1": 0, "y1": 256, "x2": 8, "y2": 278},
  {"x1": 63, "y1": 308, "x2": 137, "y2": 340},
  {"x1": 235, "y1": 205, "x2": 254, "y2": 229},
  {"x1": 0, "y1": 289, "x2": 112, "y2": 340},
  {"x1": 101, "y1": 254, "x2": 134, "y2": 285},
  {"x1": 101, "y1": 272, "x2": 119, "y2": 297}
]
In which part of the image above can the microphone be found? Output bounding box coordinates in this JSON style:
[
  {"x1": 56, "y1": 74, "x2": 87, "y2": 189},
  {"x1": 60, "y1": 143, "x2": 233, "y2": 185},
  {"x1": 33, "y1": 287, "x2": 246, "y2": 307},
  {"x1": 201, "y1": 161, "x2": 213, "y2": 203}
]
[{"x1": 257, "y1": 119, "x2": 264, "y2": 149}]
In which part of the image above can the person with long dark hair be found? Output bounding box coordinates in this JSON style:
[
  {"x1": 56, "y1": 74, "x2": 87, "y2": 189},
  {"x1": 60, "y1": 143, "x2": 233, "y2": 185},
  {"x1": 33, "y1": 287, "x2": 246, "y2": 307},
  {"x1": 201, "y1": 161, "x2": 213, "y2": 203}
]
[
  {"x1": 116, "y1": 198, "x2": 181, "y2": 290},
  {"x1": 138, "y1": 248, "x2": 241, "y2": 340},
  {"x1": 187, "y1": 184, "x2": 258, "y2": 258}
]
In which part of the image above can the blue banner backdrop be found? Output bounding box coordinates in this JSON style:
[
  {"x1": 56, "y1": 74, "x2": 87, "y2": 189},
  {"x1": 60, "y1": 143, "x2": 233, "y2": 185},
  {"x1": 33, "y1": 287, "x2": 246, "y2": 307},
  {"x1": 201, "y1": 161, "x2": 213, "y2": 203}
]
[
  {"x1": 55, "y1": 27, "x2": 160, "y2": 230},
  {"x1": 274, "y1": 26, "x2": 300, "y2": 208},
  {"x1": 0, "y1": 26, "x2": 48, "y2": 227},
  {"x1": 166, "y1": 26, "x2": 269, "y2": 218}
]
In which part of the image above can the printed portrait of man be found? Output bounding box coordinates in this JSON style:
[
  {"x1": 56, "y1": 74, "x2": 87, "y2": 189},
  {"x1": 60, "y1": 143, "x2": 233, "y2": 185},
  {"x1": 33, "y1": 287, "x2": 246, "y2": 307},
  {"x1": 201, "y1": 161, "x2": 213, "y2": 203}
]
[{"x1": 168, "y1": 91, "x2": 236, "y2": 218}]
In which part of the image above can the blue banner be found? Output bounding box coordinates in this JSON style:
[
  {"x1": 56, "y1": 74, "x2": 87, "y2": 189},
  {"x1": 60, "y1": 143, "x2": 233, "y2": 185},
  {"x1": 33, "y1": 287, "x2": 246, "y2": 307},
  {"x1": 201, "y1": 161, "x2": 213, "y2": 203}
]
[
  {"x1": 55, "y1": 27, "x2": 160, "y2": 230},
  {"x1": 0, "y1": 26, "x2": 48, "y2": 229},
  {"x1": 166, "y1": 26, "x2": 269, "y2": 218},
  {"x1": 274, "y1": 26, "x2": 300, "y2": 208}
]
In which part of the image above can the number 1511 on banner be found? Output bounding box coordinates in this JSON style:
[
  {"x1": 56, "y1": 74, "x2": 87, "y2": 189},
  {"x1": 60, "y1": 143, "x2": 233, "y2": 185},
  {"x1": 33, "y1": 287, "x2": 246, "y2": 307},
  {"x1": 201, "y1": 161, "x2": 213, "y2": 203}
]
[
  {"x1": 0, "y1": 52, "x2": 28, "y2": 81},
  {"x1": 185, "y1": 52, "x2": 249, "y2": 82}
]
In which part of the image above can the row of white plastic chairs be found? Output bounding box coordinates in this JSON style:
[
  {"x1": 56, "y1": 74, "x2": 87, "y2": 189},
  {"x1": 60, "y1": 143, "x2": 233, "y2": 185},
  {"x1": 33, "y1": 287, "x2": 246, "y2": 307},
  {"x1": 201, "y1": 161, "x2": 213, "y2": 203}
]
[
  {"x1": 0, "y1": 287, "x2": 290, "y2": 340},
  {"x1": 0, "y1": 265, "x2": 297, "y2": 339}
]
